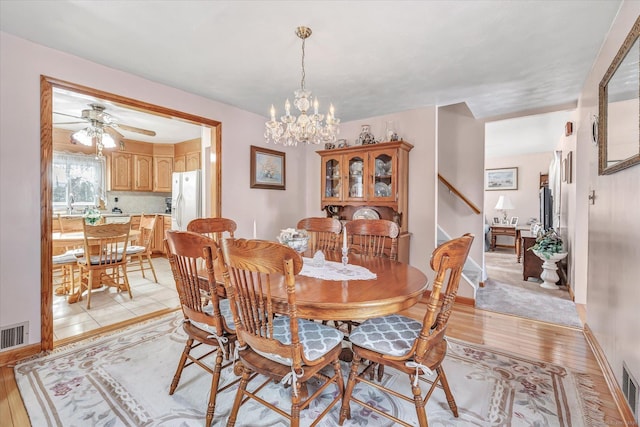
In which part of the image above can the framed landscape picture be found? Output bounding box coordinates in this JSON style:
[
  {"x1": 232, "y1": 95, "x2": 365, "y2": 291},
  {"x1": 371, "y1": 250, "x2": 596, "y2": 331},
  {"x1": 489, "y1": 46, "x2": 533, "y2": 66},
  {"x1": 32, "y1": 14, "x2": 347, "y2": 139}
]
[
  {"x1": 250, "y1": 145, "x2": 286, "y2": 190},
  {"x1": 485, "y1": 167, "x2": 518, "y2": 190}
]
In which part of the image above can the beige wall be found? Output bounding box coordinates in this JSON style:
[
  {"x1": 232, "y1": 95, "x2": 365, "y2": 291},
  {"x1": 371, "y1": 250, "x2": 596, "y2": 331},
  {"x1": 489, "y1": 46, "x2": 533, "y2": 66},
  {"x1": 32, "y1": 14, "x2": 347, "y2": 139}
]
[
  {"x1": 485, "y1": 152, "x2": 553, "y2": 232},
  {"x1": 437, "y1": 103, "x2": 486, "y2": 298},
  {"x1": 0, "y1": 32, "x2": 307, "y2": 346},
  {"x1": 576, "y1": 3, "x2": 640, "y2": 403}
]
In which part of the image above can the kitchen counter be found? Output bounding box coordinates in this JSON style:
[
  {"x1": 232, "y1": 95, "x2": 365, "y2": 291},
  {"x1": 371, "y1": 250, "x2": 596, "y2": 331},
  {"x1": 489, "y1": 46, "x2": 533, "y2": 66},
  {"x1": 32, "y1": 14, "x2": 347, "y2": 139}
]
[{"x1": 54, "y1": 212, "x2": 170, "y2": 218}]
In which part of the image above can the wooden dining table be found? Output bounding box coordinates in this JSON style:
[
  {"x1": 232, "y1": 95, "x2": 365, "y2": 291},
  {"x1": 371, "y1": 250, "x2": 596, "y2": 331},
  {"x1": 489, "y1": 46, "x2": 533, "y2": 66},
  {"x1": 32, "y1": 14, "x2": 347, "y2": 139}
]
[
  {"x1": 206, "y1": 249, "x2": 429, "y2": 322},
  {"x1": 52, "y1": 229, "x2": 141, "y2": 303}
]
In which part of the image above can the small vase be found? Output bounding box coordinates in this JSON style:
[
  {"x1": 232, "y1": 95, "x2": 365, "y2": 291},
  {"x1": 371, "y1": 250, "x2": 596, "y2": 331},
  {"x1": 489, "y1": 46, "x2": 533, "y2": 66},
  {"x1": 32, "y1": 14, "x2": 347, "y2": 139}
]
[{"x1": 357, "y1": 125, "x2": 375, "y2": 145}]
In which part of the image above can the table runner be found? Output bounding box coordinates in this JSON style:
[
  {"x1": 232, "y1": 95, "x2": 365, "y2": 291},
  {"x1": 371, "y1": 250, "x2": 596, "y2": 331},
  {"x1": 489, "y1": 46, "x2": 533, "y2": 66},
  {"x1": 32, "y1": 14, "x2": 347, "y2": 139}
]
[{"x1": 300, "y1": 257, "x2": 377, "y2": 281}]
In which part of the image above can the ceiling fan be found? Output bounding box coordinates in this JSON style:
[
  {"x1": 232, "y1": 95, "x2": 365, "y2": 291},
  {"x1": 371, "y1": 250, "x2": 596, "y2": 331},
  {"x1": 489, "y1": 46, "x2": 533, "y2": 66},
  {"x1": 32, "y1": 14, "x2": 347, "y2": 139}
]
[{"x1": 53, "y1": 103, "x2": 157, "y2": 143}]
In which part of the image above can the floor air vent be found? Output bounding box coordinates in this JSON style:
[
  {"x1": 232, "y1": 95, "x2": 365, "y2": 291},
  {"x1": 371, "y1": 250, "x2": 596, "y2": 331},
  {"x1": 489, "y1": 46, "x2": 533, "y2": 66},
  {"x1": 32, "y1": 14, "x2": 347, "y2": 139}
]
[
  {"x1": 0, "y1": 321, "x2": 28, "y2": 350},
  {"x1": 623, "y1": 363, "x2": 639, "y2": 421}
]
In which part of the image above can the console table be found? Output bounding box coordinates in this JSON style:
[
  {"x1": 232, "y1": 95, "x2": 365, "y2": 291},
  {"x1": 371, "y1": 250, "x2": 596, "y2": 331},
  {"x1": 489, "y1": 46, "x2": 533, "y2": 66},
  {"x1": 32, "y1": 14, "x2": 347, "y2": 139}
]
[{"x1": 490, "y1": 225, "x2": 521, "y2": 259}]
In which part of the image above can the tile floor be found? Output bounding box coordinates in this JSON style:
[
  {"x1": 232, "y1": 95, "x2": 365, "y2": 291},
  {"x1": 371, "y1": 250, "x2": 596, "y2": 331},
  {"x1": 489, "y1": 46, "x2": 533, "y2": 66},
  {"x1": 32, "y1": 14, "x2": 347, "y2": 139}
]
[{"x1": 52, "y1": 257, "x2": 180, "y2": 341}]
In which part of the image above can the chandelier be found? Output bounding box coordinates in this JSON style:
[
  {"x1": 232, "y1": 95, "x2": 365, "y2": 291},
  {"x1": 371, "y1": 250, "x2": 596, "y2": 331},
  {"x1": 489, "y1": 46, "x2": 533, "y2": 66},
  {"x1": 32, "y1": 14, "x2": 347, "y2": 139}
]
[
  {"x1": 72, "y1": 120, "x2": 116, "y2": 158},
  {"x1": 265, "y1": 26, "x2": 340, "y2": 146}
]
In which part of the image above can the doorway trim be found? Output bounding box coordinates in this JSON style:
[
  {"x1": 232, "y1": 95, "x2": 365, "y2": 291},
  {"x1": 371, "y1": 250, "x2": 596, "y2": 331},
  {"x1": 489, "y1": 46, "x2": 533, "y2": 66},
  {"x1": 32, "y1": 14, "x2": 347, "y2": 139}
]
[{"x1": 40, "y1": 75, "x2": 222, "y2": 351}]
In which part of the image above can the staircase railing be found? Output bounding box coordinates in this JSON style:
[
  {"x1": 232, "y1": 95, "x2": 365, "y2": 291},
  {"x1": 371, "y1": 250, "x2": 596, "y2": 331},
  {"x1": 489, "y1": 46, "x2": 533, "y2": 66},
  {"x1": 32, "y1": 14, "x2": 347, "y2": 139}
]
[{"x1": 438, "y1": 174, "x2": 481, "y2": 214}]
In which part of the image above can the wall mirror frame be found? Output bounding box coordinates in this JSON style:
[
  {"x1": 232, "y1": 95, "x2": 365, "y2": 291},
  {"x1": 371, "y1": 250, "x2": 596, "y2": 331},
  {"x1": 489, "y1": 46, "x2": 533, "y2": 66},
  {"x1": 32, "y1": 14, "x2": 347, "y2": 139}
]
[{"x1": 598, "y1": 17, "x2": 640, "y2": 175}]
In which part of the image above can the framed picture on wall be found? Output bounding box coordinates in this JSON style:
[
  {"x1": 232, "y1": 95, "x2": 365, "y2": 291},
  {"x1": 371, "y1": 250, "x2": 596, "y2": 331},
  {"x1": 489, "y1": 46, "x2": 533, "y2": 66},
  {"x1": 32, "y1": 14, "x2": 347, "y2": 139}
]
[
  {"x1": 485, "y1": 167, "x2": 518, "y2": 190},
  {"x1": 250, "y1": 145, "x2": 286, "y2": 190}
]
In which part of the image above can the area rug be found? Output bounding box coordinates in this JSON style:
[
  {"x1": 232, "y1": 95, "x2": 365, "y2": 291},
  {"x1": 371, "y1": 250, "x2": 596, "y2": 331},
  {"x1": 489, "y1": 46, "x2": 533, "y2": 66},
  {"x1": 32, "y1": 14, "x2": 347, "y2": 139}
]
[{"x1": 15, "y1": 312, "x2": 605, "y2": 426}]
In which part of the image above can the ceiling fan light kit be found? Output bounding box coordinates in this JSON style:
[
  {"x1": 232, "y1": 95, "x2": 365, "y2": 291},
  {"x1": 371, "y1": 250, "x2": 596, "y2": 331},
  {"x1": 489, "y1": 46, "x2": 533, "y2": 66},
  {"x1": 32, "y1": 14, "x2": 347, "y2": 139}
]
[
  {"x1": 265, "y1": 26, "x2": 340, "y2": 147},
  {"x1": 56, "y1": 103, "x2": 156, "y2": 157}
]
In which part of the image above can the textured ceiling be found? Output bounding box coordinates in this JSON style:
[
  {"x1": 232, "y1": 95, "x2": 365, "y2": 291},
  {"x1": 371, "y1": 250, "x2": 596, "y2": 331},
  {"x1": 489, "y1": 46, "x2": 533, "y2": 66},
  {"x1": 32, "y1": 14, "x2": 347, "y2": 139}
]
[
  {"x1": 0, "y1": 1, "x2": 624, "y2": 154},
  {"x1": 0, "y1": 0, "x2": 622, "y2": 123}
]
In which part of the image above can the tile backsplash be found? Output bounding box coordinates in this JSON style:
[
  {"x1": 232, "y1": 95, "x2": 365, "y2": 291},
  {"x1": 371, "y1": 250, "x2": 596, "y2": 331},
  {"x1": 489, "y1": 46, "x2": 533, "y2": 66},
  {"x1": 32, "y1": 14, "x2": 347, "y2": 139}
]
[{"x1": 107, "y1": 191, "x2": 170, "y2": 214}]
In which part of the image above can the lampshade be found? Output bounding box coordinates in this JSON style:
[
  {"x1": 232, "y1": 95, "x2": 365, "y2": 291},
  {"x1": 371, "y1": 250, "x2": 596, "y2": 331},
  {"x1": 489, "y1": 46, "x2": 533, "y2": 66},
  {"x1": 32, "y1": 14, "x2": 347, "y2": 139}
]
[{"x1": 494, "y1": 195, "x2": 515, "y2": 210}]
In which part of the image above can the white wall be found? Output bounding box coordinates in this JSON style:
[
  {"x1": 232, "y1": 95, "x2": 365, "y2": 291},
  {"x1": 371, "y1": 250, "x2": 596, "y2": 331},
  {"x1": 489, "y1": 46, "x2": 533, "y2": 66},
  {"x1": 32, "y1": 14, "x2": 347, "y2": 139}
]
[
  {"x1": 437, "y1": 102, "x2": 486, "y2": 298},
  {"x1": 577, "y1": 2, "x2": 640, "y2": 400},
  {"x1": 305, "y1": 107, "x2": 438, "y2": 274},
  {"x1": 0, "y1": 32, "x2": 308, "y2": 346}
]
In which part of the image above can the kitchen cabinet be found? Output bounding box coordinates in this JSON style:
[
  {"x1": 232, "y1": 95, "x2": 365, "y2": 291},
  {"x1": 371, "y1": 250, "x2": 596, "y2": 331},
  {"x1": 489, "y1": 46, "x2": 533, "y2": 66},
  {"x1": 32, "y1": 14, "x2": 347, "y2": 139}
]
[
  {"x1": 153, "y1": 156, "x2": 173, "y2": 192},
  {"x1": 174, "y1": 155, "x2": 186, "y2": 173},
  {"x1": 133, "y1": 154, "x2": 153, "y2": 191},
  {"x1": 111, "y1": 152, "x2": 132, "y2": 191},
  {"x1": 185, "y1": 151, "x2": 200, "y2": 171}
]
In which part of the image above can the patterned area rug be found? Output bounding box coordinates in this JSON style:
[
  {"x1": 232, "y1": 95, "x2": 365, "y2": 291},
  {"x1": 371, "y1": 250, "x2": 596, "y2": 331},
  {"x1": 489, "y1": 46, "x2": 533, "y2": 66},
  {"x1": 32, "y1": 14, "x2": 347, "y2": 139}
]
[
  {"x1": 479, "y1": 249, "x2": 582, "y2": 328},
  {"x1": 15, "y1": 312, "x2": 605, "y2": 426}
]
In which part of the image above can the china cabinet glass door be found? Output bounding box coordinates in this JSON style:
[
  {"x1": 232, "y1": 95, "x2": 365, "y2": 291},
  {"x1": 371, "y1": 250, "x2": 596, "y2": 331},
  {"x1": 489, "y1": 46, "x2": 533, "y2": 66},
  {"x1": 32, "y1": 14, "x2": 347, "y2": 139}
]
[
  {"x1": 322, "y1": 156, "x2": 343, "y2": 201},
  {"x1": 346, "y1": 154, "x2": 366, "y2": 201},
  {"x1": 370, "y1": 150, "x2": 396, "y2": 202}
]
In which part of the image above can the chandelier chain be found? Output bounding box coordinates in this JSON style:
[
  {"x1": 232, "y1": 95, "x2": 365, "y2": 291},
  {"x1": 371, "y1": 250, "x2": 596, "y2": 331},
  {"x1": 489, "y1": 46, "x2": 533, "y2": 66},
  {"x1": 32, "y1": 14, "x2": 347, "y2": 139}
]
[{"x1": 300, "y1": 37, "x2": 306, "y2": 91}]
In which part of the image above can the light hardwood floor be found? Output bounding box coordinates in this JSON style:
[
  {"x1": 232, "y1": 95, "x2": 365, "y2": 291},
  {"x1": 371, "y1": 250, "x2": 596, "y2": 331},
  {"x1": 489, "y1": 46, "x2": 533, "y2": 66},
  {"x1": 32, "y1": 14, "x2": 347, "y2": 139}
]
[{"x1": 2, "y1": 301, "x2": 633, "y2": 426}]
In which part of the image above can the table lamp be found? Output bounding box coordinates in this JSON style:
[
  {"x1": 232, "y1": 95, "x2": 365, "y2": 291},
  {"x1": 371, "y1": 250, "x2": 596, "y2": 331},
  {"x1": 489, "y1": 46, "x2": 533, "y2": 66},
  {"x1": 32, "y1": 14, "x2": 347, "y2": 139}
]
[{"x1": 495, "y1": 195, "x2": 515, "y2": 223}]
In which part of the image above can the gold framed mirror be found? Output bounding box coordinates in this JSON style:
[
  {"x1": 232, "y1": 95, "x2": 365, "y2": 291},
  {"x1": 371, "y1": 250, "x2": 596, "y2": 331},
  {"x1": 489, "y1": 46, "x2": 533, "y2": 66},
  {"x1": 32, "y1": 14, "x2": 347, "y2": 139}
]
[{"x1": 598, "y1": 16, "x2": 639, "y2": 175}]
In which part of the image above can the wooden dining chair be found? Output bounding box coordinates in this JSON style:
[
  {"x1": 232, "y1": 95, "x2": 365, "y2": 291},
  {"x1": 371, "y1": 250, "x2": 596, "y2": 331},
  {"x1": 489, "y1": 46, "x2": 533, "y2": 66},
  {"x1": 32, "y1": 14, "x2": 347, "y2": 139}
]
[
  {"x1": 77, "y1": 222, "x2": 132, "y2": 309},
  {"x1": 58, "y1": 215, "x2": 86, "y2": 255},
  {"x1": 339, "y1": 233, "x2": 474, "y2": 427},
  {"x1": 187, "y1": 217, "x2": 236, "y2": 243},
  {"x1": 345, "y1": 218, "x2": 399, "y2": 260},
  {"x1": 296, "y1": 217, "x2": 342, "y2": 251},
  {"x1": 219, "y1": 238, "x2": 345, "y2": 427},
  {"x1": 124, "y1": 214, "x2": 158, "y2": 282},
  {"x1": 164, "y1": 231, "x2": 238, "y2": 427},
  {"x1": 336, "y1": 218, "x2": 400, "y2": 334},
  {"x1": 52, "y1": 252, "x2": 79, "y2": 297}
]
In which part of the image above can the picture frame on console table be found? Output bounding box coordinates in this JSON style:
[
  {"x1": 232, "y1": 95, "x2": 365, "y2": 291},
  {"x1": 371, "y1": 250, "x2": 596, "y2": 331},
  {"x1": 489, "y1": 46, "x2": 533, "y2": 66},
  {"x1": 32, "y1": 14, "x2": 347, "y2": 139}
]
[
  {"x1": 250, "y1": 145, "x2": 286, "y2": 190},
  {"x1": 485, "y1": 167, "x2": 518, "y2": 190}
]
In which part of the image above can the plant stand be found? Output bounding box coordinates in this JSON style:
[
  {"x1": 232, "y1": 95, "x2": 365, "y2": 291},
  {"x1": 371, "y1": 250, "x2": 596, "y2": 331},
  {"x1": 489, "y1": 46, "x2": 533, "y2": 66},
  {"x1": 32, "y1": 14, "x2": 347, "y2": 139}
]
[{"x1": 533, "y1": 251, "x2": 568, "y2": 290}]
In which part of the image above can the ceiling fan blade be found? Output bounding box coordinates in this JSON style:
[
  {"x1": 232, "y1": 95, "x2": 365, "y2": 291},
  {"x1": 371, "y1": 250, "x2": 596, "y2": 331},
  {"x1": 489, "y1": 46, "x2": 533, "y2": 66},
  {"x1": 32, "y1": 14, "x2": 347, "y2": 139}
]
[
  {"x1": 53, "y1": 111, "x2": 84, "y2": 120},
  {"x1": 105, "y1": 126, "x2": 124, "y2": 140},
  {"x1": 54, "y1": 121, "x2": 87, "y2": 125},
  {"x1": 115, "y1": 123, "x2": 156, "y2": 137}
]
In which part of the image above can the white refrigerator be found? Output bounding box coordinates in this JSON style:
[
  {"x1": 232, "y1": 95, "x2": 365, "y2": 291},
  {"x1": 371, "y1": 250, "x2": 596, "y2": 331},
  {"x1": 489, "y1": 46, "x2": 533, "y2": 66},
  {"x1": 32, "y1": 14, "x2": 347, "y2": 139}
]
[{"x1": 171, "y1": 170, "x2": 201, "y2": 231}]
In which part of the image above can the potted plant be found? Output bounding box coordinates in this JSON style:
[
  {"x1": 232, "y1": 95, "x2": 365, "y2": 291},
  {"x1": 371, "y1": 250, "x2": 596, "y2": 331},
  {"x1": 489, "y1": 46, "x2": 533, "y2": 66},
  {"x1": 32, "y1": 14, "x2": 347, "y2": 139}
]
[
  {"x1": 528, "y1": 229, "x2": 564, "y2": 259},
  {"x1": 528, "y1": 229, "x2": 567, "y2": 289},
  {"x1": 83, "y1": 208, "x2": 102, "y2": 225}
]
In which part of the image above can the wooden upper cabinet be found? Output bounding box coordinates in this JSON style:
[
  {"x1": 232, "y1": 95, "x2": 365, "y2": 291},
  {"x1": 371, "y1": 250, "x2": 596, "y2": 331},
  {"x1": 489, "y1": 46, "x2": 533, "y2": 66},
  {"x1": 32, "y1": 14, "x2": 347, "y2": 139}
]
[
  {"x1": 133, "y1": 154, "x2": 153, "y2": 191},
  {"x1": 174, "y1": 155, "x2": 186, "y2": 173},
  {"x1": 185, "y1": 151, "x2": 200, "y2": 171},
  {"x1": 153, "y1": 156, "x2": 173, "y2": 192},
  {"x1": 111, "y1": 152, "x2": 132, "y2": 191}
]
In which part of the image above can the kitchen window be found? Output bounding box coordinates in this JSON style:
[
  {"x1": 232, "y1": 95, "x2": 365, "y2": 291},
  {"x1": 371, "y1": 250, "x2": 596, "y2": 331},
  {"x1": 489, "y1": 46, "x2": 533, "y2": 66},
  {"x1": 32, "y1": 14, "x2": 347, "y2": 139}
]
[{"x1": 53, "y1": 152, "x2": 106, "y2": 211}]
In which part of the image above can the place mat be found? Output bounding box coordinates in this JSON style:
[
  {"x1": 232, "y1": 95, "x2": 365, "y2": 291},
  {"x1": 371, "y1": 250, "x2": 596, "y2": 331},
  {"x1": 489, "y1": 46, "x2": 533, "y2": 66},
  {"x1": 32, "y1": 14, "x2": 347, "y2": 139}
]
[{"x1": 300, "y1": 257, "x2": 377, "y2": 281}]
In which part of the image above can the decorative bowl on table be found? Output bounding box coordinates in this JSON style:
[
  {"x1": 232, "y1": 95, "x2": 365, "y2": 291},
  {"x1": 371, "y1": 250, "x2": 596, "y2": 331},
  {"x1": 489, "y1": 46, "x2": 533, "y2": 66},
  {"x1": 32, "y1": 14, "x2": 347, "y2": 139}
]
[
  {"x1": 277, "y1": 228, "x2": 310, "y2": 253},
  {"x1": 83, "y1": 208, "x2": 102, "y2": 225}
]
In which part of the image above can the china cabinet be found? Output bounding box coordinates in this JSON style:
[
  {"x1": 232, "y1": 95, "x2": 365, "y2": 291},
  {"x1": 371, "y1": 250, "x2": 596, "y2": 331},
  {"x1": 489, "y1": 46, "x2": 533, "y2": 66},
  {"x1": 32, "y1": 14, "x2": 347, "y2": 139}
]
[{"x1": 318, "y1": 141, "x2": 413, "y2": 261}]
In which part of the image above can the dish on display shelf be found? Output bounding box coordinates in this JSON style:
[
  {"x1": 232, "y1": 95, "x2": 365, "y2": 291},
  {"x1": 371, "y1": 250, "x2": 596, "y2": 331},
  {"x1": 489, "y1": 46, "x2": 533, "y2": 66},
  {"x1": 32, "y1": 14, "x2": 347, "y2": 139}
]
[
  {"x1": 350, "y1": 161, "x2": 363, "y2": 175},
  {"x1": 374, "y1": 182, "x2": 391, "y2": 197},
  {"x1": 352, "y1": 207, "x2": 380, "y2": 220},
  {"x1": 350, "y1": 183, "x2": 363, "y2": 198}
]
